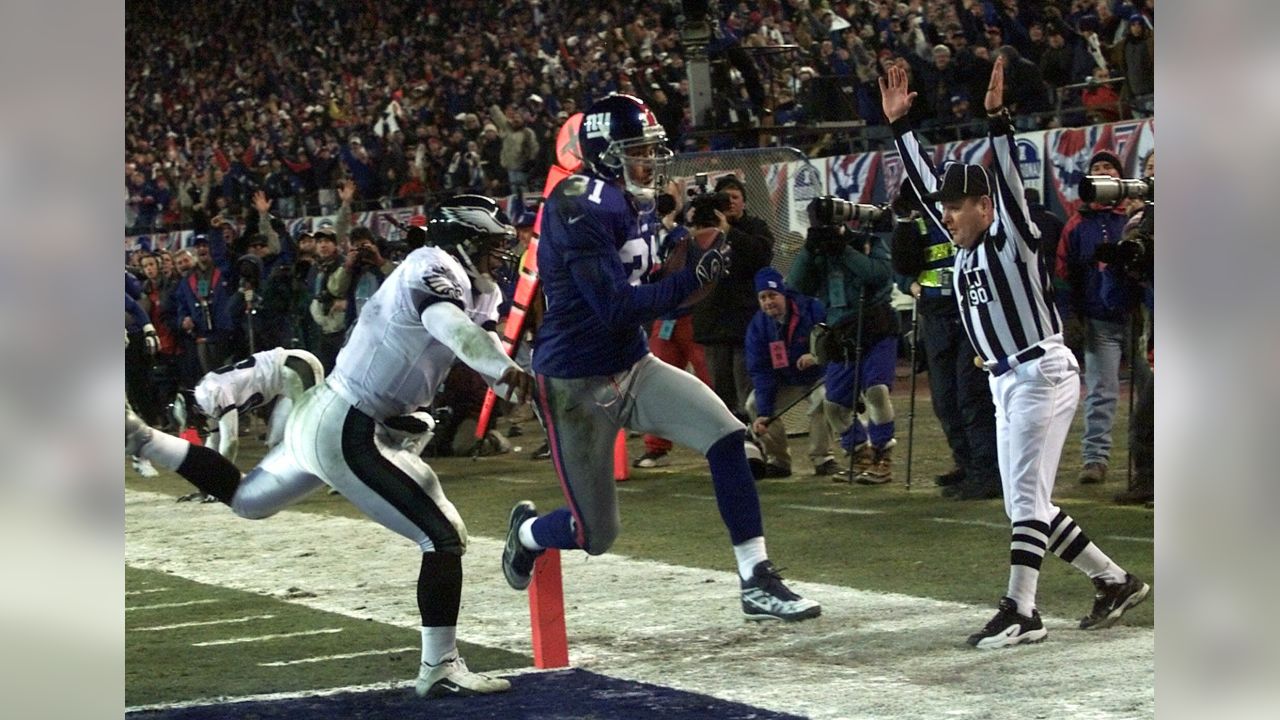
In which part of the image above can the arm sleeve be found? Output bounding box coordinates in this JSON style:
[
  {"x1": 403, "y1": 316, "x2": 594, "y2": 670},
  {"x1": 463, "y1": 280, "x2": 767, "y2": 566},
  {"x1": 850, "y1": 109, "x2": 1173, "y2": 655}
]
[
  {"x1": 987, "y1": 112, "x2": 1042, "y2": 254},
  {"x1": 126, "y1": 294, "x2": 151, "y2": 332},
  {"x1": 890, "y1": 118, "x2": 949, "y2": 236},
  {"x1": 258, "y1": 213, "x2": 281, "y2": 256},
  {"x1": 420, "y1": 301, "x2": 520, "y2": 385},
  {"x1": 785, "y1": 248, "x2": 820, "y2": 296},
  {"x1": 216, "y1": 409, "x2": 239, "y2": 463},
  {"x1": 327, "y1": 266, "x2": 352, "y2": 298},
  {"x1": 744, "y1": 319, "x2": 778, "y2": 417}
]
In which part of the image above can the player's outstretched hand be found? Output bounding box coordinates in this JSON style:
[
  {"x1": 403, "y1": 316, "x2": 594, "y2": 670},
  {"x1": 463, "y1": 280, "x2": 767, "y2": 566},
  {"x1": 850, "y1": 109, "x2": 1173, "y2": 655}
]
[
  {"x1": 499, "y1": 366, "x2": 535, "y2": 405},
  {"x1": 878, "y1": 64, "x2": 916, "y2": 123},
  {"x1": 985, "y1": 55, "x2": 1006, "y2": 114}
]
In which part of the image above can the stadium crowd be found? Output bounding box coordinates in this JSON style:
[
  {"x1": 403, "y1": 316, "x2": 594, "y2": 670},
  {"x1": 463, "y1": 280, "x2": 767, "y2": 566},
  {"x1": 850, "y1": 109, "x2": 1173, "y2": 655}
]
[{"x1": 126, "y1": 0, "x2": 1153, "y2": 232}]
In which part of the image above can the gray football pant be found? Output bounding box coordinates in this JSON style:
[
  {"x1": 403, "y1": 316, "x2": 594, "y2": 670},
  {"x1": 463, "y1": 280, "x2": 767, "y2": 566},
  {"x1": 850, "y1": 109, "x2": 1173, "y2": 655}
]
[{"x1": 536, "y1": 354, "x2": 744, "y2": 554}]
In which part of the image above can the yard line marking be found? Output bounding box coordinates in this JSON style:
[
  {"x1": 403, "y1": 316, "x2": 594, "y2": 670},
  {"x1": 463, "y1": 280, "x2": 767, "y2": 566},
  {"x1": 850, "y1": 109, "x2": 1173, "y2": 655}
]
[
  {"x1": 258, "y1": 646, "x2": 419, "y2": 666},
  {"x1": 672, "y1": 493, "x2": 715, "y2": 501},
  {"x1": 781, "y1": 504, "x2": 884, "y2": 516},
  {"x1": 135, "y1": 614, "x2": 277, "y2": 632},
  {"x1": 125, "y1": 587, "x2": 170, "y2": 596},
  {"x1": 127, "y1": 599, "x2": 220, "y2": 612},
  {"x1": 492, "y1": 476, "x2": 539, "y2": 484},
  {"x1": 1105, "y1": 535, "x2": 1154, "y2": 544},
  {"x1": 125, "y1": 679, "x2": 413, "y2": 714},
  {"x1": 192, "y1": 628, "x2": 343, "y2": 646},
  {"x1": 931, "y1": 517, "x2": 1009, "y2": 529}
]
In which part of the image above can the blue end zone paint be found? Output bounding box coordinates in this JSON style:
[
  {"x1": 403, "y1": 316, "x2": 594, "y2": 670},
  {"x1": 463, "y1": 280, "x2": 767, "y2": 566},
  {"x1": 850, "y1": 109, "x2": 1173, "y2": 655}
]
[{"x1": 128, "y1": 669, "x2": 808, "y2": 719}]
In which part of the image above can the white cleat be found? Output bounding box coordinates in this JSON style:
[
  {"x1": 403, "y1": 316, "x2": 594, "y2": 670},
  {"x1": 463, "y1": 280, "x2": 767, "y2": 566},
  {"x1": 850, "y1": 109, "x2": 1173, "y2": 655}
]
[{"x1": 414, "y1": 654, "x2": 511, "y2": 699}]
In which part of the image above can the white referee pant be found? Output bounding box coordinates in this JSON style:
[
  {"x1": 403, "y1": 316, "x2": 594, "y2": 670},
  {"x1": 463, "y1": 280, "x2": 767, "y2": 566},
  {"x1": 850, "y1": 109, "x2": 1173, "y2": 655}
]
[{"x1": 988, "y1": 339, "x2": 1080, "y2": 525}]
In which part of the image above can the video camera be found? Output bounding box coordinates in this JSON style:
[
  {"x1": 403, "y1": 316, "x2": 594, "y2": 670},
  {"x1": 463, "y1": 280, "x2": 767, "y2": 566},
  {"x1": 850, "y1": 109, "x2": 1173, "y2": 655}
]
[
  {"x1": 1080, "y1": 176, "x2": 1155, "y2": 280},
  {"x1": 686, "y1": 172, "x2": 733, "y2": 228},
  {"x1": 807, "y1": 196, "x2": 889, "y2": 227}
]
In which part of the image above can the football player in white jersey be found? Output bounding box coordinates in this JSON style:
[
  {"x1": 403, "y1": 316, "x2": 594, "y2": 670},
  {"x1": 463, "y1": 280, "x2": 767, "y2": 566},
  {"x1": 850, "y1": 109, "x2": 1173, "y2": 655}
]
[
  {"x1": 189, "y1": 347, "x2": 325, "y2": 463},
  {"x1": 126, "y1": 195, "x2": 534, "y2": 699}
]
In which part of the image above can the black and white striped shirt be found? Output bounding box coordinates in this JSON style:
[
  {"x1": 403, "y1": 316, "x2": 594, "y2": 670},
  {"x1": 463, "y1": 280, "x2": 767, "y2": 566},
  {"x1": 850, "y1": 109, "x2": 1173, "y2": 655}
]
[{"x1": 892, "y1": 117, "x2": 1061, "y2": 367}]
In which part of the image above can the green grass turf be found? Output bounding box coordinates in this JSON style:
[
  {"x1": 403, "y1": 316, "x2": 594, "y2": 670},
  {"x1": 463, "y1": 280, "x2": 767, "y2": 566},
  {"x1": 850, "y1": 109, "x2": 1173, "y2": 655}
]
[
  {"x1": 126, "y1": 371, "x2": 1151, "y2": 632},
  {"x1": 126, "y1": 374, "x2": 1152, "y2": 706},
  {"x1": 125, "y1": 566, "x2": 528, "y2": 707}
]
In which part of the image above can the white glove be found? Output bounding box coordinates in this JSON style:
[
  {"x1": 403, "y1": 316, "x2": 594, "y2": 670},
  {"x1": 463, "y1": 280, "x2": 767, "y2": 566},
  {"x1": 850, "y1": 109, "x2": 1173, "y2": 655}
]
[{"x1": 142, "y1": 323, "x2": 160, "y2": 355}]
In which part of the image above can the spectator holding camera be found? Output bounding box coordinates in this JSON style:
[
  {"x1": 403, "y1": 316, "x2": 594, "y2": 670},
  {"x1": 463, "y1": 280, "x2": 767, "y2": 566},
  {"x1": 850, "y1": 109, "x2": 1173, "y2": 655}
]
[
  {"x1": 691, "y1": 176, "x2": 775, "y2": 421},
  {"x1": 1055, "y1": 149, "x2": 1142, "y2": 486},
  {"x1": 305, "y1": 222, "x2": 347, "y2": 372},
  {"x1": 329, "y1": 225, "x2": 395, "y2": 333},
  {"x1": 787, "y1": 208, "x2": 896, "y2": 485}
]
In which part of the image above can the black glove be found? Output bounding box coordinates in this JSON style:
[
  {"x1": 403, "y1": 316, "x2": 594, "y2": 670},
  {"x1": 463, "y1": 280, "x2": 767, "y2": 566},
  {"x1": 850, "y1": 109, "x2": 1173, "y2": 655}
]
[{"x1": 692, "y1": 245, "x2": 729, "y2": 287}]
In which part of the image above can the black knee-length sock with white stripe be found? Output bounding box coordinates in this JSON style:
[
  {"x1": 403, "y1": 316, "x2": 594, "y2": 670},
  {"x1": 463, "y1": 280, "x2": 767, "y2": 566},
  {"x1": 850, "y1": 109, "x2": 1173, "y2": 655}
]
[
  {"x1": 1007, "y1": 519, "x2": 1048, "y2": 616},
  {"x1": 1047, "y1": 509, "x2": 1126, "y2": 585}
]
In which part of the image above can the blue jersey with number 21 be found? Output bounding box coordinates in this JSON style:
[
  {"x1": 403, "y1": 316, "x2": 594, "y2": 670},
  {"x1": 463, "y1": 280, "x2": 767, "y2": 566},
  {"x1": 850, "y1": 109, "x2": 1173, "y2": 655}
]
[{"x1": 533, "y1": 173, "x2": 699, "y2": 378}]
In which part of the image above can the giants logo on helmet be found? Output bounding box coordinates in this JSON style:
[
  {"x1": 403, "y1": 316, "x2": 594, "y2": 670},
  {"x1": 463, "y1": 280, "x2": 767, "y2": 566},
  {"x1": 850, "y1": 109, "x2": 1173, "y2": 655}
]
[{"x1": 583, "y1": 113, "x2": 611, "y2": 140}]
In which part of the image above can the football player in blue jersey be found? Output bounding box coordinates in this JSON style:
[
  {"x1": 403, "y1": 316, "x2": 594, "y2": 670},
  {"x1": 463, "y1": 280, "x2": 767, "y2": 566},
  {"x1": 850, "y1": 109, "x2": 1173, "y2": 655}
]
[{"x1": 501, "y1": 94, "x2": 820, "y2": 622}]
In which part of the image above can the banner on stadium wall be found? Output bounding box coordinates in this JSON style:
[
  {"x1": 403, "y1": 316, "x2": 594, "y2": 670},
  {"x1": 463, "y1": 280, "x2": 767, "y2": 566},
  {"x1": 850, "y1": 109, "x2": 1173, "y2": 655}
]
[
  {"x1": 1013, "y1": 131, "x2": 1047, "y2": 198},
  {"x1": 1131, "y1": 119, "x2": 1154, "y2": 175},
  {"x1": 785, "y1": 158, "x2": 826, "y2": 233},
  {"x1": 827, "y1": 152, "x2": 879, "y2": 204},
  {"x1": 879, "y1": 150, "x2": 904, "y2": 203},
  {"x1": 934, "y1": 137, "x2": 992, "y2": 169},
  {"x1": 1046, "y1": 123, "x2": 1127, "y2": 212}
]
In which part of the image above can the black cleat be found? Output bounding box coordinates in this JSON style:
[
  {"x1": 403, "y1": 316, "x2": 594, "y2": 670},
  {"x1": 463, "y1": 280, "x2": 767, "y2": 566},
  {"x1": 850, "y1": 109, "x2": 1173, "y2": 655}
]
[
  {"x1": 501, "y1": 501, "x2": 544, "y2": 590},
  {"x1": 740, "y1": 561, "x2": 821, "y2": 621},
  {"x1": 1079, "y1": 573, "x2": 1150, "y2": 630},
  {"x1": 967, "y1": 597, "x2": 1048, "y2": 649}
]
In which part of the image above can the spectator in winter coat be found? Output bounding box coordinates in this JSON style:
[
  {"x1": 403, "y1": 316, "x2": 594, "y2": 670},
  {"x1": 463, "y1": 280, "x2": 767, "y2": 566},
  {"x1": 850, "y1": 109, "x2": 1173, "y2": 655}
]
[{"x1": 745, "y1": 268, "x2": 843, "y2": 478}]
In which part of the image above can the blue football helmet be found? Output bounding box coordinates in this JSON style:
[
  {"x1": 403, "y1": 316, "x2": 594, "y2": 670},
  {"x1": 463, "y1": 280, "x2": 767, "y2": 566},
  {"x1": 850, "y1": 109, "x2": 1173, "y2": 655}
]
[
  {"x1": 427, "y1": 195, "x2": 520, "y2": 288},
  {"x1": 578, "y1": 93, "x2": 673, "y2": 203}
]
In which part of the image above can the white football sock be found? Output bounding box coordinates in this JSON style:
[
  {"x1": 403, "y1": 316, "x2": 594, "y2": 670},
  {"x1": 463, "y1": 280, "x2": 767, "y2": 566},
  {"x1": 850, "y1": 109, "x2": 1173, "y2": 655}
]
[
  {"x1": 141, "y1": 430, "x2": 191, "y2": 471},
  {"x1": 733, "y1": 537, "x2": 768, "y2": 581},
  {"x1": 420, "y1": 625, "x2": 457, "y2": 666},
  {"x1": 1007, "y1": 565, "x2": 1039, "y2": 617},
  {"x1": 518, "y1": 518, "x2": 543, "y2": 551}
]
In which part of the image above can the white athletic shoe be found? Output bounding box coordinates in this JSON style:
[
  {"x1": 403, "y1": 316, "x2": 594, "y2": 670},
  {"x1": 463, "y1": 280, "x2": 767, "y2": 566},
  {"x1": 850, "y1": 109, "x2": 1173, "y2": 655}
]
[
  {"x1": 132, "y1": 456, "x2": 159, "y2": 477},
  {"x1": 414, "y1": 654, "x2": 511, "y2": 699}
]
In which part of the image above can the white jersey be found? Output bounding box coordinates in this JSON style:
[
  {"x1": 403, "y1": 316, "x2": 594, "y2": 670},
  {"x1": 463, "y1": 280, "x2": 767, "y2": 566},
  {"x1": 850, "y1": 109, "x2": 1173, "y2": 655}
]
[
  {"x1": 195, "y1": 347, "x2": 314, "y2": 419},
  {"x1": 329, "y1": 246, "x2": 507, "y2": 420}
]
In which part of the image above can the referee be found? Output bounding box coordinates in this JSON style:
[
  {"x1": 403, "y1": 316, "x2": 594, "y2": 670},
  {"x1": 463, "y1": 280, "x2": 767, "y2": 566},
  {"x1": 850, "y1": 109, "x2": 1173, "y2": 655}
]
[{"x1": 883, "y1": 57, "x2": 1149, "y2": 648}]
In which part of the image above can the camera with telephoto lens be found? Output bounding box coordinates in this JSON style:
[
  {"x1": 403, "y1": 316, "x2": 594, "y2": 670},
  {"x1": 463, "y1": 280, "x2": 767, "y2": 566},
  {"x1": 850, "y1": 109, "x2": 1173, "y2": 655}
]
[
  {"x1": 807, "y1": 195, "x2": 889, "y2": 227},
  {"x1": 1078, "y1": 175, "x2": 1153, "y2": 204},
  {"x1": 686, "y1": 172, "x2": 733, "y2": 228},
  {"x1": 1083, "y1": 176, "x2": 1155, "y2": 281}
]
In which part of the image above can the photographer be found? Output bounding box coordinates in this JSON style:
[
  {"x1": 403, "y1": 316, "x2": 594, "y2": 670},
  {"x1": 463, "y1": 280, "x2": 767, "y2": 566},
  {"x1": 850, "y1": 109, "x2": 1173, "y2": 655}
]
[
  {"x1": 891, "y1": 181, "x2": 1000, "y2": 500},
  {"x1": 691, "y1": 175, "x2": 775, "y2": 422},
  {"x1": 228, "y1": 239, "x2": 295, "y2": 356},
  {"x1": 1054, "y1": 149, "x2": 1143, "y2": 486},
  {"x1": 305, "y1": 223, "x2": 347, "y2": 372},
  {"x1": 1102, "y1": 200, "x2": 1153, "y2": 505},
  {"x1": 787, "y1": 204, "x2": 896, "y2": 484},
  {"x1": 328, "y1": 225, "x2": 396, "y2": 333}
]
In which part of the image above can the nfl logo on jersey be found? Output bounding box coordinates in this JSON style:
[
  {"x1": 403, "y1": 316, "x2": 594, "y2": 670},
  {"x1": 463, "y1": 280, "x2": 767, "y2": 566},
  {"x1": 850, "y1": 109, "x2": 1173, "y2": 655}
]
[{"x1": 583, "y1": 113, "x2": 610, "y2": 140}]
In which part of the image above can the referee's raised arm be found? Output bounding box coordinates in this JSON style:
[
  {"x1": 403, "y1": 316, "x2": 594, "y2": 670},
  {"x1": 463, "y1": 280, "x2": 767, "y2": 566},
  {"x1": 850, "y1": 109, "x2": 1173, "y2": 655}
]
[
  {"x1": 984, "y1": 55, "x2": 1041, "y2": 252},
  {"x1": 882, "y1": 64, "x2": 946, "y2": 234}
]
